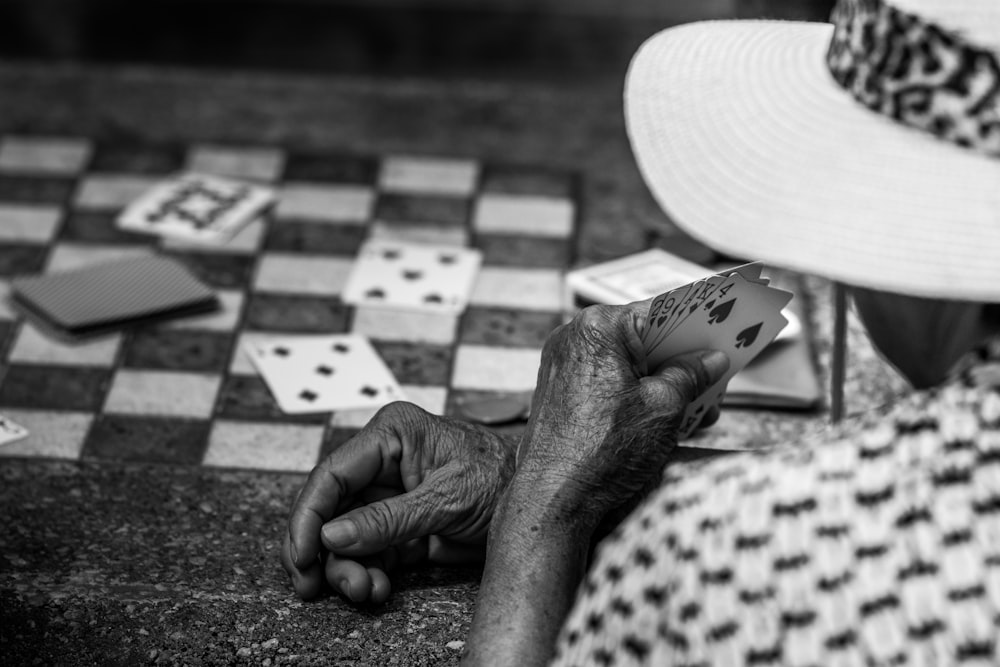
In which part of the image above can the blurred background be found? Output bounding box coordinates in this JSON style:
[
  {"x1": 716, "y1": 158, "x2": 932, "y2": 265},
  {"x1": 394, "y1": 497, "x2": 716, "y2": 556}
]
[{"x1": 0, "y1": 0, "x2": 835, "y2": 82}]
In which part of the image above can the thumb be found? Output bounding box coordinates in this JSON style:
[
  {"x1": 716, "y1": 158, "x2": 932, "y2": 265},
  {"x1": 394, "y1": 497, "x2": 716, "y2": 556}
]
[
  {"x1": 641, "y1": 349, "x2": 730, "y2": 407},
  {"x1": 320, "y1": 484, "x2": 452, "y2": 557}
]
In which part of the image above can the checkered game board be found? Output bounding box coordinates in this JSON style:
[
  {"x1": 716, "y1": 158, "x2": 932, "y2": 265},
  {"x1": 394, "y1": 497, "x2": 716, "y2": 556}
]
[{"x1": 0, "y1": 136, "x2": 578, "y2": 472}]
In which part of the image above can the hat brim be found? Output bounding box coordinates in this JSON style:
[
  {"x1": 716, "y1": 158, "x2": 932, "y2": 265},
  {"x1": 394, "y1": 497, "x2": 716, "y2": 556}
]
[{"x1": 625, "y1": 20, "x2": 1000, "y2": 300}]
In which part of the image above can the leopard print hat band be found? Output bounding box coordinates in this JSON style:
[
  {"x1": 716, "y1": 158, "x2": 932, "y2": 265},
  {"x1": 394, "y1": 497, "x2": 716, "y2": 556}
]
[{"x1": 826, "y1": 0, "x2": 1000, "y2": 158}]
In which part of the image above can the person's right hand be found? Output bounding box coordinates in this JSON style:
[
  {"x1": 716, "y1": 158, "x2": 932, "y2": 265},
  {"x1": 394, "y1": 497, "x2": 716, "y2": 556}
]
[{"x1": 281, "y1": 402, "x2": 516, "y2": 603}]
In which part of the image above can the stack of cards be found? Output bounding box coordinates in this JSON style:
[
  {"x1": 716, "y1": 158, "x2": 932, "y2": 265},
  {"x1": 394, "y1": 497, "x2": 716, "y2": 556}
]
[
  {"x1": 641, "y1": 262, "x2": 794, "y2": 438},
  {"x1": 11, "y1": 255, "x2": 219, "y2": 338},
  {"x1": 245, "y1": 334, "x2": 406, "y2": 414},
  {"x1": 117, "y1": 172, "x2": 275, "y2": 245},
  {"x1": 565, "y1": 248, "x2": 710, "y2": 310}
]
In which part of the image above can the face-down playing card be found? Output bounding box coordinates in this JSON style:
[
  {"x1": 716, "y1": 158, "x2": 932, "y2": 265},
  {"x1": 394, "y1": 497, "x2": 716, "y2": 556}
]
[
  {"x1": 117, "y1": 172, "x2": 275, "y2": 244},
  {"x1": 245, "y1": 334, "x2": 407, "y2": 414},
  {"x1": 342, "y1": 240, "x2": 483, "y2": 314},
  {"x1": 643, "y1": 272, "x2": 793, "y2": 438},
  {"x1": 10, "y1": 255, "x2": 219, "y2": 336}
]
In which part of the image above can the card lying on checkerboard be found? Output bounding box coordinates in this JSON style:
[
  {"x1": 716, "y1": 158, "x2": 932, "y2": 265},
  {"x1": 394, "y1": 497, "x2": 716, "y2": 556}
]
[
  {"x1": 117, "y1": 172, "x2": 275, "y2": 244},
  {"x1": 245, "y1": 334, "x2": 407, "y2": 413},
  {"x1": 0, "y1": 413, "x2": 29, "y2": 447},
  {"x1": 10, "y1": 255, "x2": 219, "y2": 337},
  {"x1": 342, "y1": 240, "x2": 483, "y2": 314},
  {"x1": 641, "y1": 263, "x2": 794, "y2": 438}
]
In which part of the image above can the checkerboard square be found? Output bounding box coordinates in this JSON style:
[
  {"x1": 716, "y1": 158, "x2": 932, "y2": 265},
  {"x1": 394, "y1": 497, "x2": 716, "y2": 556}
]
[
  {"x1": 82, "y1": 414, "x2": 209, "y2": 464},
  {"x1": 165, "y1": 251, "x2": 254, "y2": 289},
  {"x1": 121, "y1": 329, "x2": 234, "y2": 373},
  {"x1": 451, "y1": 344, "x2": 541, "y2": 392},
  {"x1": 215, "y1": 374, "x2": 327, "y2": 423},
  {"x1": 264, "y1": 220, "x2": 367, "y2": 256},
  {"x1": 459, "y1": 307, "x2": 562, "y2": 348},
  {"x1": 45, "y1": 242, "x2": 155, "y2": 273},
  {"x1": 89, "y1": 142, "x2": 185, "y2": 174},
  {"x1": 0, "y1": 204, "x2": 62, "y2": 243},
  {"x1": 203, "y1": 420, "x2": 324, "y2": 472},
  {"x1": 350, "y1": 306, "x2": 458, "y2": 345},
  {"x1": 185, "y1": 145, "x2": 285, "y2": 182},
  {"x1": 368, "y1": 220, "x2": 469, "y2": 247},
  {"x1": 480, "y1": 163, "x2": 576, "y2": 198},
  {"x1": 0, "y1": 409, "x2": 93, "y2": 459},
  {"x1": 374, "y1": 193, "x2": 469, "y2": 226},
  {"x1": 282, "y1": 152, "x2": 377, "y2": 184},
  {"x1": 0, "y1": 365, "x2": 111, "y2": 411},
  {"x1": 244, "y1": 293, "x2": 350, "y2": 333},
  {"x1": 0, "y1": 245, "x2": 48, "y2": 276},
  {"x1": 73, "y1": 174, "x2": 163, "y2": 210},
  {"x1": 8, "y1": 323, "x2": 122, "y2": 366},
  {"x1": 253, "y1": 253, "x2": 353, "y2": 296},
  {"x1": 0, "y1": 136, "x2": 92, "y2": 175},
  {"x1": 0, "y1": 281, "x2": 16, "y2": 320},
  {"x1": 162, "y1": 289, "x2": 244, "y2": 331},
  {"x1": 0, "y1": 175, "x2": 76, "y2": 205},
  {"x1": 477, "y1": 235, "x2": 573, "y2": 269},
  {"x1": 159, "y1": 218, "x2": 267, "y2": 255},
  {"x1": 470, "y1": 267, "x2": 565, "y2": 312},
  {"x1": 275, "y1": 183, "x2": 373, "y2": 222},
  {"x1": 59, "y1": 210, "x2": 150, "y2": 245},
  {"x1": 103, "y1": 369, "x2": 221, "y2": 419},
  {"x1": 473, "y1": 194, "x2": 574, "y2": 238},
  {"x1": 379, "y1": 156, "x2": 478, "y2": 196},
  {"x1": 330, "y1": 384, "x2": 447, "y2": 428},
  {"x1": 371, "y1": 341, "x2": 453, "y2": 386}
]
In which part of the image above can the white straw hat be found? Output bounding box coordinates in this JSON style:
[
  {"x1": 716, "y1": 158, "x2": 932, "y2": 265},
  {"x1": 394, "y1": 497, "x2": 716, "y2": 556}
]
[{"x1": 625, "y1": 0, "x2": 1000, "y2": 301}]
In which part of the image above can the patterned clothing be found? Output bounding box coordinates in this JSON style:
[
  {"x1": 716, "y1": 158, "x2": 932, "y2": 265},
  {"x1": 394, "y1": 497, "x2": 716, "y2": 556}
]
[{"x1": 552, "y1": 338, "x2": 1000, "y2": 666}]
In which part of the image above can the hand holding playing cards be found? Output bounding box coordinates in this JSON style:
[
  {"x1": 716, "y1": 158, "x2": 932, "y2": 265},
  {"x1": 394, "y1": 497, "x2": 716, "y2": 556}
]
[
  {"x1": 281, "y1": 402, "x2": 515, "y2": 603},
  {"x1": 465, "y1": 302, "x2": 729, "y2": 667},
  {"x1": 513, "y1": 303, "x2": 730, "y2": 523}
]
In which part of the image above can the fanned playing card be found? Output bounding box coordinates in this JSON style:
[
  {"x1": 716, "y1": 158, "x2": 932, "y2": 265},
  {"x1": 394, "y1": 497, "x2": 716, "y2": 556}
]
[
  {"x1": 0, "y1": 413, "x2": 28, "y2": 447},
  {"x1": 245, "y1": 334, "x2": 406, "y2": 413},
  {"x1": 342, "y1": 240, "x2": 483, "y2": 314},
  {"x1": 117, "y1": 172, "x2": 275, "y2": 244},
  {"x1": 11, "y1": 255, "x2": 219, "y2": 336},
  {"x1": 641, "y1": 268, "x2": 794, "y2": 439}
]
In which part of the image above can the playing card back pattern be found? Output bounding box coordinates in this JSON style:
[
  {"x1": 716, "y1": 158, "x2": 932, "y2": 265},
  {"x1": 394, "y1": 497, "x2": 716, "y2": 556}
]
[{"x1": 0, "y1": 136, "x2": 578, "y2": 472}]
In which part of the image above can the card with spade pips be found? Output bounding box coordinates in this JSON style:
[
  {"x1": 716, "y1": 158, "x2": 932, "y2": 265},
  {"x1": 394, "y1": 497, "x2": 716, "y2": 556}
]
[
  {"x1": 642, "y1": 265, "x2": 793, "y2": 439},
  {"x1": 342, "y1": 240, "x2": 483, "y2": 314},
  {"x1": 244, "y1": 334, "x2": 407, "y2": 414}
]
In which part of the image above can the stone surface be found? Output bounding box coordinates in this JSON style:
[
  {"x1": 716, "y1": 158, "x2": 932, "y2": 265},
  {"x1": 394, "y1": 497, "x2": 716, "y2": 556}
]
[{"x1": 0, "y1": 61, "x2": 908, "y2": 665}]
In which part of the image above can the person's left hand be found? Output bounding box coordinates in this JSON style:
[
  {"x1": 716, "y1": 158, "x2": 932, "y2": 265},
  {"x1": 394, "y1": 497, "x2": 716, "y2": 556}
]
[{"x1": 281, "y1": 402, "x2": 516, "y2": 604}]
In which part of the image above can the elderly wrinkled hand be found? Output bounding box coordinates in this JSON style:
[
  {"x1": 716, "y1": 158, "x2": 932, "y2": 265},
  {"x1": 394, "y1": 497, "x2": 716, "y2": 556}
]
[
  {"x1": 512, "y1": 302, "x2": 730, "y2": 527},
  {"x1": 281, "y1": 402, "x2": 515, "y2": 604}
]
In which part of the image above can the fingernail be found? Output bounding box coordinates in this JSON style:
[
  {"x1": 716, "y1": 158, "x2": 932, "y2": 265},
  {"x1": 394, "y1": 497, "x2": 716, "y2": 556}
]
[
  {"x1": 339, "y1": 578, "x2": 354, "y2": 601},
  {"x1": 700, "y1": 350, "x2": 730, "y2": 381},
  {"x1": 323, "y1": 520, "x2": 359, "y2": 548}
]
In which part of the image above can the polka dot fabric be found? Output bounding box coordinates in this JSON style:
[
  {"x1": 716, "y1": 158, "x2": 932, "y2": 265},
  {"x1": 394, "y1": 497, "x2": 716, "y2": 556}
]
[{"x1": 552, "y1": 339, "x2": 1000, "y2": 666}]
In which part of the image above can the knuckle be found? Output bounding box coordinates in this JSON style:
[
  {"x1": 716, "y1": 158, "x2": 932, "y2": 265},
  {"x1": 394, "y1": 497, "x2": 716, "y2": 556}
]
[
  {"x1": 360, "y1": 501, "x2": 397, "y2": 543},
  {"x1": 573, "y1": 304, "x2": 617, "y2": 335},
  {"x1": 656, "y1": 365, "x2": 700, "y2": 404}
]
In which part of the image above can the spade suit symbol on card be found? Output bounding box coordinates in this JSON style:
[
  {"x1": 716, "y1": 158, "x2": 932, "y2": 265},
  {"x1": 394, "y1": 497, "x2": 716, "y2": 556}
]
[
  {"x1": 707, "y1": 299, "x2": 734, "y2": 324},
  {"x1": 735, "y1": 322, "x2": 762, "y2": 349}
]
